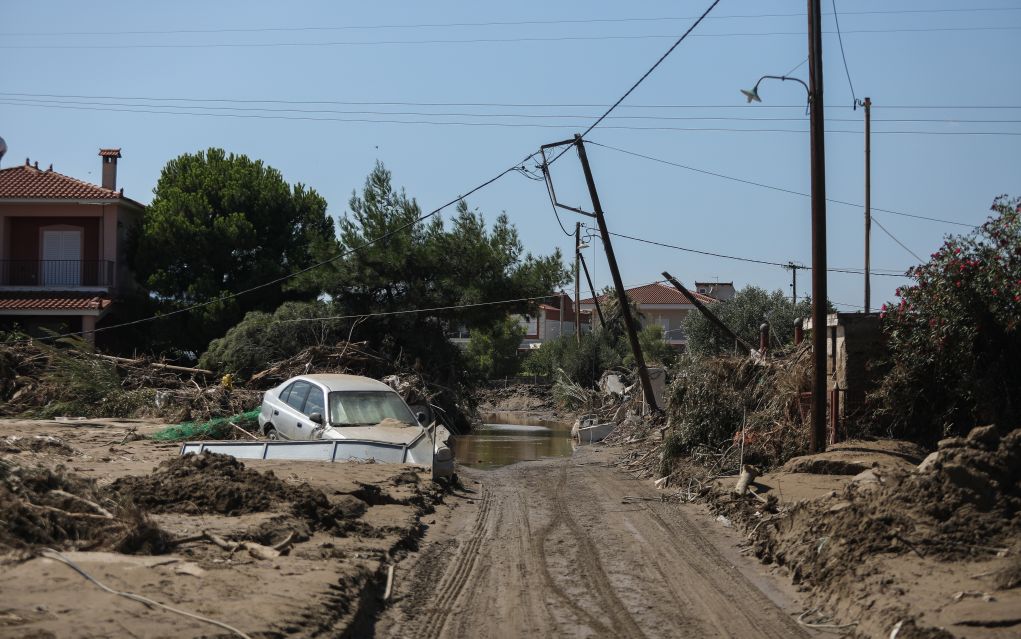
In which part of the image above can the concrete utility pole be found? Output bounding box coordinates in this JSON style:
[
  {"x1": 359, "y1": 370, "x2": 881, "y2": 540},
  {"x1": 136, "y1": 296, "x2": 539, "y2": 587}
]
[
  {"x1": 863, "y1": 96, "x2": 872, "y2": 314},
  {"x1": 807, "y1": 0, "x2": 829, "y2": 453},
  {"x1": 573, "y1": 136, "x2": 658, "y2": 412},
  {"x1": 575, "y1": 222, "x2": 581, "y2": 343}
]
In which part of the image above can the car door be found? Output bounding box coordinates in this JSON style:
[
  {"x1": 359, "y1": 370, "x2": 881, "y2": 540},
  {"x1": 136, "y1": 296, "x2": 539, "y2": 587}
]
[{"x1": 279, "y1": 380, "x2": 312, "y2": 439}]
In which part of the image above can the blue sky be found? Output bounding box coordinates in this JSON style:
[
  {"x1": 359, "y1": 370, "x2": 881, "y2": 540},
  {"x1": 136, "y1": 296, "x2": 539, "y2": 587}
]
[{"x1": 2, "y1": 0, "x2": 1018, "y2": 313}]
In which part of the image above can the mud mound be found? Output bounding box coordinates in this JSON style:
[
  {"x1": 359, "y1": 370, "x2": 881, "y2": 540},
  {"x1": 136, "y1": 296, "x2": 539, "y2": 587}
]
[
  {"x1": 110, "y1": 452, "x2": 295, "y2": 516},
  {"x1": 0, "y1": 458, "x2": 169, "y2": 553},
  {"x1": 110, "y1": 452, "x2": 371, "y2": 533},
  {"x1": 754, "y1": 426, "x2": 1021, "y2": 587},
  {"x1": 1, "y1": 435, "x2": 77, "y2": 456}
]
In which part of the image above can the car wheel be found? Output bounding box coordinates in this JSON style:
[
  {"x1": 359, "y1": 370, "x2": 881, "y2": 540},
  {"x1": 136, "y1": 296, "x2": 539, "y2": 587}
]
[{"x1": 265, "y1": 427, "x2": 280, "y2": 440}]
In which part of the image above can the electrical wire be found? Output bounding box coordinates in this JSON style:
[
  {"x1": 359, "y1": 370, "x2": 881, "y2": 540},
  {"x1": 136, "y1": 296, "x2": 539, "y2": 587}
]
[
  {"x1": 600, "y1": 229, "x2": 910, "y2": 277},
  {"x1": 831, "y1": 0, "x2": 858, "y2": 105},
  {"x1": 872, "y1": 216, "x2": 925, "y2": 262},
  {"x1": 6, "y1": 95, "x2": 1018, "y2": 124},
  {"x1": 3, "y1": 26, "x2": 1020, "y2": 49},
  {"x1": 3, "y1": 92, "x2": 1018, "y2": 111},
  {"x1": 279, "y1": 295, "x2": 549, "y2": 323},
  {"x1": 19, "y1": 152, "x2": 538, "y2": 343},
  {"x1": 584, "y1": 140, "x2": 976, "y2": 227},
  {"x1": 6, "y1": 7, "x2": 1019, "y2": 37}
]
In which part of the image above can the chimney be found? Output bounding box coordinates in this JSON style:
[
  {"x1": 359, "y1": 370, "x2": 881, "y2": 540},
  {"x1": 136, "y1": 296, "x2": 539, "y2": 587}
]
[{"x1": 99, "y1": 148, "x2": 122, "y2": 191}]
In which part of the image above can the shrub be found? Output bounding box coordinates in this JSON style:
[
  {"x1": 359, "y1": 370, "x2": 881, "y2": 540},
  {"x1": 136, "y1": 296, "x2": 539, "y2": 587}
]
[
  {"x1": 871, "y1": 195, "x2": 1021, "y2": 442},
  {"x1": 465, "y1": 316, "x2": 525, "y2": 379}
]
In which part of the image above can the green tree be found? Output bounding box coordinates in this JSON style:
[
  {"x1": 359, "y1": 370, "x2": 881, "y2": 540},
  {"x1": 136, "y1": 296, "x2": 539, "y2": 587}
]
[
  {"x1": 872, "y1": 195, "x2": 1021, "y2": 441},
  {"x1": 683, "y1": 286, "x2": 816, "y2": 357},
  {"x1": 325, "y1": 162, "x2": 569, "y2": 428},
  {"x1": 129, "y1": 148, "x2": 336, "y2": 353},
  {"x1": 465, "y1": 316, "x2": 526, "y2": 379}
]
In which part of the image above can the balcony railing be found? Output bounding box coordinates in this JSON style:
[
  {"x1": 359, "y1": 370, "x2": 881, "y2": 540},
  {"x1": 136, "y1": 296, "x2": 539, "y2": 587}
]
[{"x1": 0, "y1": 260, "x2": 115, "y2": 288}]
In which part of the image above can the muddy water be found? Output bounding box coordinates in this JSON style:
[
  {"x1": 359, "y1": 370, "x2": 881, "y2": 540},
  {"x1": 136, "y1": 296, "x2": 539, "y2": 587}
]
[{"x1": 453, "y1": 418, "x2": 573, "y2": 469}]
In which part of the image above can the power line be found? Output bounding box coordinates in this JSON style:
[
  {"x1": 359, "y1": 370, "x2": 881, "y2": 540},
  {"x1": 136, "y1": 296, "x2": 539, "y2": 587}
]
[
  {"x1": 7, "y1": 100, "x2": 1019, "y2": 137},
  {"x1": 21, "y1": 152, "x2": 538, "y2": 343},
  {"x1": 2, "y1": 91, "x2": 1018, "y2": 111},
  {"x1": 5, "y1": 7, "x2": 1019, "y2": 37},
  {"x1": 831, "y1": 0, "x2": 858, "y2": 104},
  {"x1": 280, "y1": 295, "x2": 548, "y2": 323},
  {"x1": 584, "y1": 140, "x2": 976, "y2": 227},
  {"x1": 5, "y1": 26, "x2": 1019, "y2": 49},
  {"x1": 578, "y1": 0, "x2": 721, "y2": 139},
  {"x1": 601, "y1": 229, "x2": 909, "y2": 277},
  {"x1": 6, "y1": 95, "x2": 1021, "y2": 124},
  {"x1": 873, "y1": 216, "x2": 925, "y2": 262}
]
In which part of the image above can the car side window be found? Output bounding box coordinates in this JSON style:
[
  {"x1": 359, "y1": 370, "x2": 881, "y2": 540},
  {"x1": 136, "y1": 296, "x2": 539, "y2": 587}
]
[
  {"x1": 285, "y1": 381, "x2": 311, "y2": 412},
  {"x1": 304, "y1": 386, "x2": 325, "y2": 418},
  {"x1": 278, "y1": 383, "x2": 295, "y2": 404}
]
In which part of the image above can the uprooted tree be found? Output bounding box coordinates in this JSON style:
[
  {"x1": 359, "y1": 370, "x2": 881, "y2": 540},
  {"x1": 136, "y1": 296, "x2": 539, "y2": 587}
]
[
  {"x1": 870, "y1": 195, "x2": 1021, "y2": 442},
  {"x1": 128, "y1": 148, "x2": 337, "y2": 354}
]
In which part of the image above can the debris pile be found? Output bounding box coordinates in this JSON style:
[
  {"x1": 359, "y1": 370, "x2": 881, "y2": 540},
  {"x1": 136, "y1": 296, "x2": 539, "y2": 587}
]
[
  {"x1": 0, "y1": 457, "x2": 170, "y2": 554},
  {"x1": 109, "y1": 452, "x2": 372, "y2": 535},
  {"x1": 246, "y1": 342, "x2": 390, "y2": 390}
]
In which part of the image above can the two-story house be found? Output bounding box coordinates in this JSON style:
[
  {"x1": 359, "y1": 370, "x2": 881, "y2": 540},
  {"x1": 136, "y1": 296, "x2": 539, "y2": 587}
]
[
  {"x1": 0, "y1": 149, "x2": 143, "y2": 342},
  {"x1": 578, "y1": 281, "x2": 719, "y2": 351}
]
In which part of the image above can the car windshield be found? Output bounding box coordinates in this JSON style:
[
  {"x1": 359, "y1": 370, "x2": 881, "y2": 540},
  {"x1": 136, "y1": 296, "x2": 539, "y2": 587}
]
[{"x1": 328, "y1": 391, "x2": 417, "y2": 426}]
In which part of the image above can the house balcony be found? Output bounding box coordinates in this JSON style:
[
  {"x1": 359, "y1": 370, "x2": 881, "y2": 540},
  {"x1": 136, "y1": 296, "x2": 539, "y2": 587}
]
[{"x1": 0, "y1": 260, "x2": 115, "y2": 291}]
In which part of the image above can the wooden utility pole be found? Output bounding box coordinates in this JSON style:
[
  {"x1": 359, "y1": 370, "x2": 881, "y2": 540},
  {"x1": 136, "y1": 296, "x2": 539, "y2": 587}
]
[
  {"x1": 784, "y1": 262, "x2": 801, "y2": 305},
  {"x1": 573, "y1": 135, "x2": 658, "y2": 412},
  {"x1": 863, "y1": 96, "x2": 872, "y2": 314},
  {"x1": 575, "y1": 222, "x2": 581, "y2": 343},
  {"x1": 579, "y1": 252, "x2": 605, "y2": 326},
  {"x1": 807, "y1": 0, "x2": 829, "y2": 453},
  {"x1": 662, "y1": 272, "x2": 754, "y2": 353}
]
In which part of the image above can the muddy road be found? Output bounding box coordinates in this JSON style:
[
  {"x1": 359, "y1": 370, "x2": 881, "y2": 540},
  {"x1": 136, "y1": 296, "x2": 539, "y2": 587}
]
[{"x1": 379, "y1": 447, "x2": 812, "y2": 639}]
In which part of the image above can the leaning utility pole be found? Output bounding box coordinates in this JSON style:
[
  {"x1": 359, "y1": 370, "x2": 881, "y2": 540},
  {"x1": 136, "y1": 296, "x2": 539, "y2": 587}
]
[
  {"x1": 575, "y1": 222, "x2": 581, "y2": 343},
  {"x1": 863, "y1": 96, "x2": 872, "y2": 314},
  {"x1": 575, "y1": 136, "x2": 657, "y2": 411},
  {"x1": 539, "y1": 135, "x2": 657, "y2": 411},
  {"x1": 579, "y1": 252, "x2": 605, "y2": 326},
  {"x1": 807, "y1": 0, "x2": 829, "y2": 453}
]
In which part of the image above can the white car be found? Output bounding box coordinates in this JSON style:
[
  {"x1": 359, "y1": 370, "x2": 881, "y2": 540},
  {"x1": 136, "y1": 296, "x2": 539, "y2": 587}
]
[{"x1": 257, "y1": 373, "x2": 454, "y2": 479}]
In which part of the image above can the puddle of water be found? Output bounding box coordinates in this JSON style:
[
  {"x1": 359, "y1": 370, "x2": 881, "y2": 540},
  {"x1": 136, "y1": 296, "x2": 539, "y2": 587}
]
[{"x1": 453, "y1": 422, "x2": 574, "y2": 470}]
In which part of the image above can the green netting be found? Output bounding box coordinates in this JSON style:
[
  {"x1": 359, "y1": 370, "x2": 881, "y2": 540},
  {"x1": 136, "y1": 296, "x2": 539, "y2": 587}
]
[{"x1": 151, "y1": 409, "x2": 262, "y2": 442}]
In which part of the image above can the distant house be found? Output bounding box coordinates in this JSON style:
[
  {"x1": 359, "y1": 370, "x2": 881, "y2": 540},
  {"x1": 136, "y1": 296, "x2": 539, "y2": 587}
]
[
  {"x1": 0, "y1": 149, "x2": 144, "y2": 342},
  {"x1": 446, "y1": 292, "x2": 592, "y2": 352},
  {"x1": 518, "y1": 294, "x2": 592, "y2": 352},
  {"x1": 694, "y1": 281, "x2": 736, "y2": 301},
  {"x1": 578, "y1": 281, "x2": 719, "y2": 351}
]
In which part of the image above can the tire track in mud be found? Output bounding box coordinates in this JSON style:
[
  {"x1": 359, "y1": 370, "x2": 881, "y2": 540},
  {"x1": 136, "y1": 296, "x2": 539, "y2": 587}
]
[
  {"x1": 532, "y1": 461, "x2": 647, "y2": 639},
  {"x1": 584, "y1": 466, "x2": 809, "y2": 638},
  {"x1": 412, "y1": 485, "x2": 493, "y2": 639}
]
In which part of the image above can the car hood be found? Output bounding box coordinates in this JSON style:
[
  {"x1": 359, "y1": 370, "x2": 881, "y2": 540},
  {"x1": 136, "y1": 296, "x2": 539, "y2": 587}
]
[{"x1": 320, "y1": 420, "x2": 424, "y2": 445}]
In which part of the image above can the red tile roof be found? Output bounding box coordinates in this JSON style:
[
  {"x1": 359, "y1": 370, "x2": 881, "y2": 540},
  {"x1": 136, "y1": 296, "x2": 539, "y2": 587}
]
[
  {"x1": 98, "y1": 148, "x2": 122, "y2": 158},
  {"x1": 0, "y1": 162, "x2": 141, "y2": 206},
  {"x1": 0, "y1": 293, "x2": 112, "y2": 312},
  {"x1": 579, "y1": 282, "x2": 716, "y2": 306}
]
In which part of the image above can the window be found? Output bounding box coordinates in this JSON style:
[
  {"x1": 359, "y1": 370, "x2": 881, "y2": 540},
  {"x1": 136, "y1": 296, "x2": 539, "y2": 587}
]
[
  {"x1": 278, "y1": 383, "x2": 294, "y2": 403},
  {"x1": 305, "y1": 386, "x2": 325, "y2": 418},
  {"x1": 285, "y1": 381, "x2": 312, "y2": 412},
  {"x1": 328, "y1": 391, "x2": 417, "y2": 426}
]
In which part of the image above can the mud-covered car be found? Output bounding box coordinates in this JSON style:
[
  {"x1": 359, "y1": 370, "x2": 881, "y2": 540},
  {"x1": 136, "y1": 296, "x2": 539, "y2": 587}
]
[{"x1": 257, "y1": 373, "x2": 454, "y2": 479}]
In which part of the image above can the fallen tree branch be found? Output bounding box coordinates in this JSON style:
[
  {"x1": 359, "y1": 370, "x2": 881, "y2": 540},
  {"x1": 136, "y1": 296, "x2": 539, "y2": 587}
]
[{"x1": 49, "y1": 490, "x2": 115, "y2": 519}]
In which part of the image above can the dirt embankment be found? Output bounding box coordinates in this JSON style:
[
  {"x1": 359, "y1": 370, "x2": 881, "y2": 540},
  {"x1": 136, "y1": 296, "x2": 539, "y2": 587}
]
[
  {"x1": 0, "y1": 419, "x2": 445, "y2": 638},
  {"x1": 703, "y1": 426, "x2": 1021, "y2": 638},
  {"x1": 476, "y1": 383, "x2": 558, "y2": 418}
]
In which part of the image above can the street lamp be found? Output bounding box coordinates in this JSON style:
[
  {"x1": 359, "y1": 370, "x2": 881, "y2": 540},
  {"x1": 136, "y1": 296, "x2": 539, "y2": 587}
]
[
  {"x1": 743, "y1": 63, "x2": 829, "y2": 454},
  {"x1": 741, "y1": 75, "x2": 811, "y2": 113}
]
